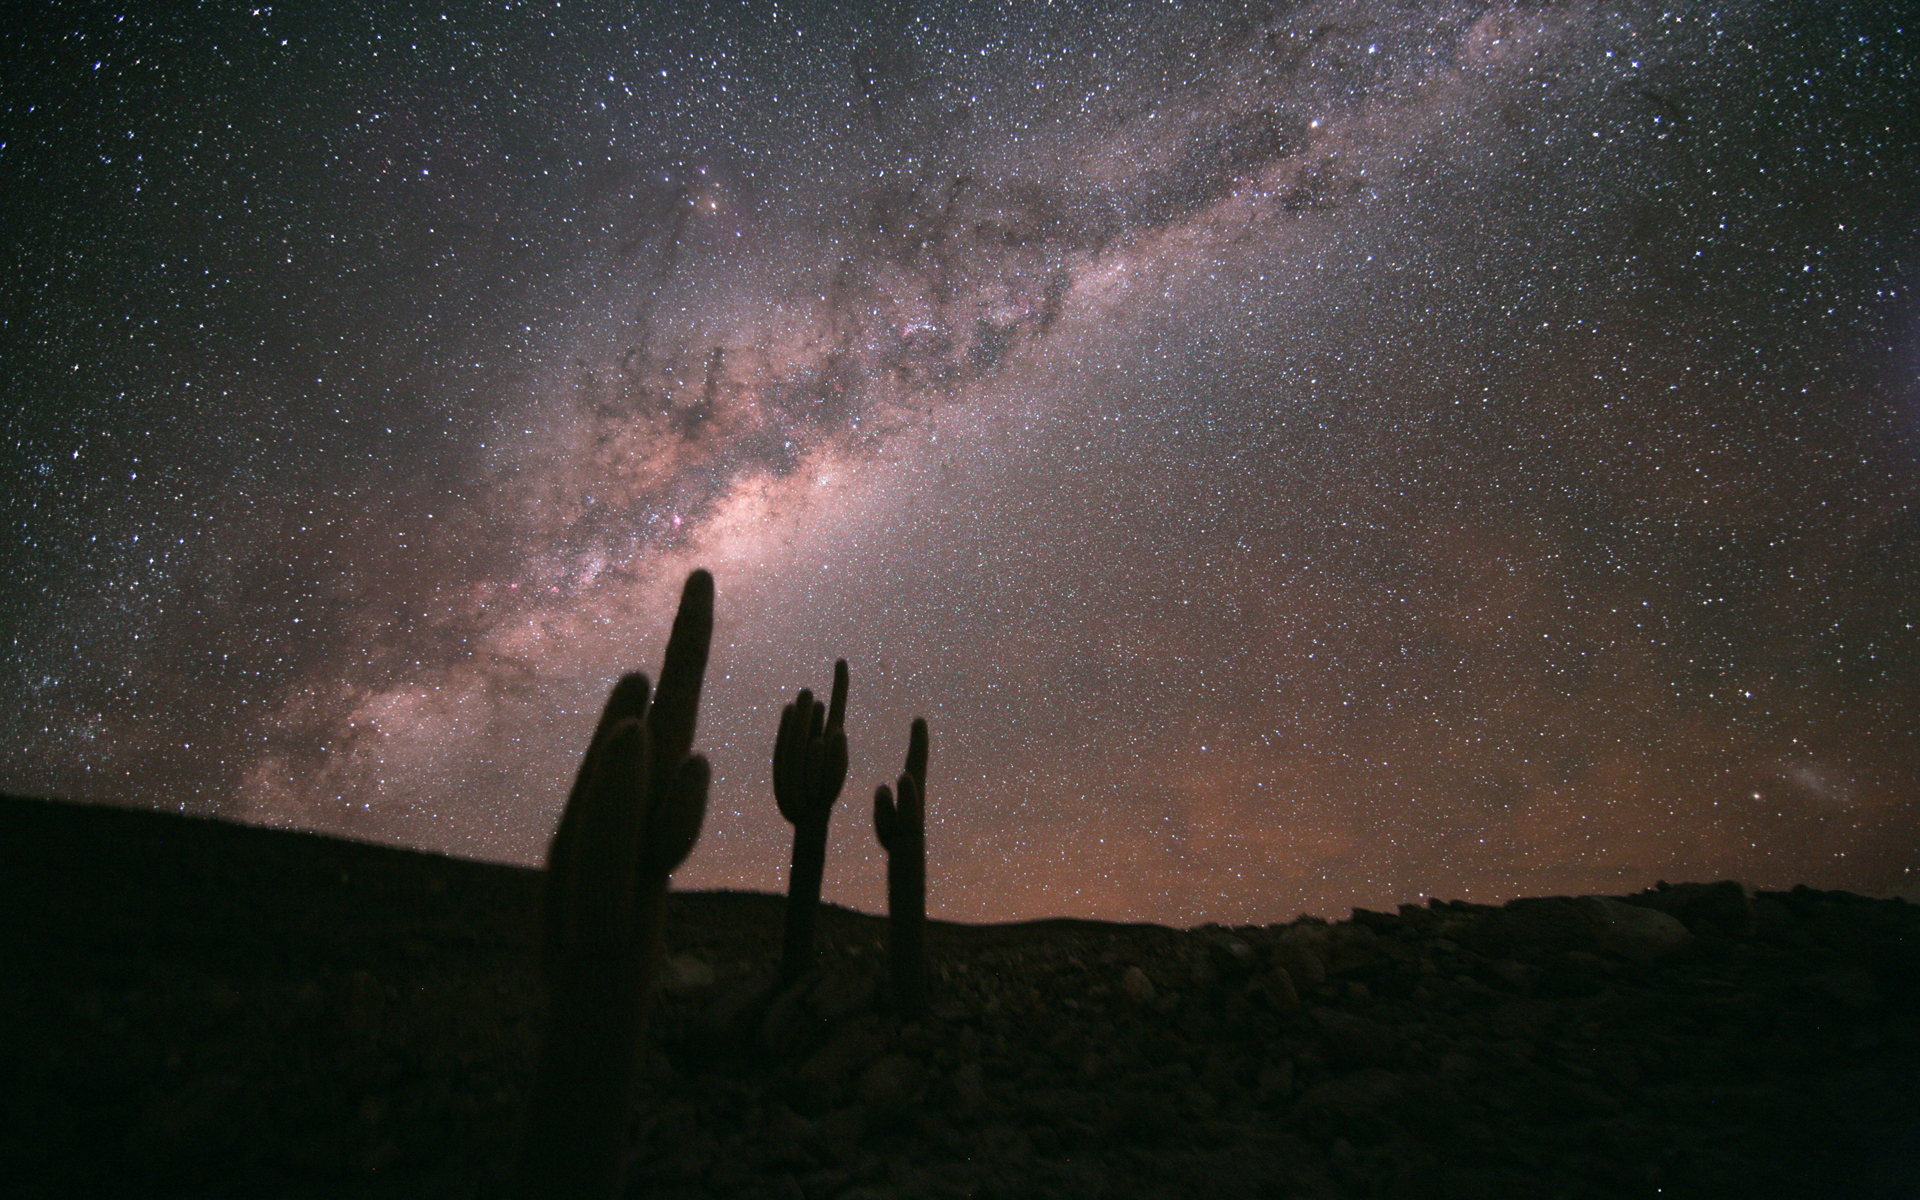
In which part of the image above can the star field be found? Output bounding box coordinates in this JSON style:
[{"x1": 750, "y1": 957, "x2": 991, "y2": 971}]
[{"x1": 3, "y1": 0, "x2": 1915, "y2": 923}]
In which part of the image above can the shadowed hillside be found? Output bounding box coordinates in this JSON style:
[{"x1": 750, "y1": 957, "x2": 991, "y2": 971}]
[{"x1": 4, "y1": 793, "x2": 1917, "y2": 1199}]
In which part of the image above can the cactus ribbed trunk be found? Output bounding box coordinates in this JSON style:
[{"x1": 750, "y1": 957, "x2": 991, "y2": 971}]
[
  {"x1": 782, "y1": 817, "x2": 830, "y2": 983},
  {"x1": 874, "y1": 718, "x2": 928, "y2": 1020},
  {"x1": 516, "y1": 888, "x2": 665, "y2": 1199},
  {"x1": 887, "y1": 834, "x2": 925, "y2": 1019},
  {"x1": 773, "y1": 660, "x2": 850, "y2": 986}
]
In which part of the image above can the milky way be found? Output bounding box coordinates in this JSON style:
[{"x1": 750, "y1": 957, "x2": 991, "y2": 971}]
[{"x1": 3, "y1": 1, "x2": 1916, "y2": 923}]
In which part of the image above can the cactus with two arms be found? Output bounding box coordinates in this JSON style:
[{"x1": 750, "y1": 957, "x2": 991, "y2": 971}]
[
  {"x1": 515, "y1": 570, "x2": 713, "y2": 1200},
  {"x1": 773, "y1": 659, "x2": 850, "y2": 983}
]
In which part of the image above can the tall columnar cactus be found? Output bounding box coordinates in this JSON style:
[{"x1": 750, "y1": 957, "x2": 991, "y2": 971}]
[
  {"x1": 873, "y1": 718, "x2": 929, "y2": 1020},
  {"x1": 774, "y1": 659, "x2": 849, "y2": 984},
  {"x1": 515, "y1": 570, "x2": 713, "y2": 1200}
]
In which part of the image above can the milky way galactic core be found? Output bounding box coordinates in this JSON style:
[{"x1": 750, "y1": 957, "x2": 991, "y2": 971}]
[{"x1": 3, "y1": 1, "x2": 1915, "y2": 922}]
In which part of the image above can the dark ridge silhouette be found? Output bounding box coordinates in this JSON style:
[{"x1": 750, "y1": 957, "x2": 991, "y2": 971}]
[
  {"x1": 874, "y1": 717, "x2": 931, "y2": 1020},
  {"x1": 774, "y1": 659, "x2": 851, "y2": 985},
  {"x1": 5, "y1": 789, "x2": 1920, "y2": 1198}
]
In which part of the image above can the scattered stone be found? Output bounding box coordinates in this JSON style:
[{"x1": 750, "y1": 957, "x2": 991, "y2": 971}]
[
  {"x1": 11, "y1": 793, "x2": 1919, "y2": 1200},
  {"x1": 1121, "y1": 966, "x2": 1156, "y2": 1004}
]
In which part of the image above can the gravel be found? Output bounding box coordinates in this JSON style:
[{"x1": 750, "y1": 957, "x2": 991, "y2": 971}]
[{"x1": 5, "y1": 794, "x2": 1916, "y2": 1199}]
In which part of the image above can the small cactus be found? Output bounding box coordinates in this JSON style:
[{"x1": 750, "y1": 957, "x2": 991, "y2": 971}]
[
  {"x1": 516, "y1": 570, "x2": 713, "y2": 1200},
  {"x1": 873, "y1": 718, "x2": 928, "y2": 1019},
  {"x1": 773, "y1": 659, "x2": 849, "y2": 983}
]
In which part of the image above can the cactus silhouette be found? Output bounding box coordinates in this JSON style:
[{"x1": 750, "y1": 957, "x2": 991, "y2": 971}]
[
  {"x1": 873, "y1": 717, "x2": 929, "y2": 1019},
  {"x1": 774, "y1": 659, "x2": 849, "y2": 983},
  {"x1": 515, "y1": 569, "x2": 713, "y2": 1200}
]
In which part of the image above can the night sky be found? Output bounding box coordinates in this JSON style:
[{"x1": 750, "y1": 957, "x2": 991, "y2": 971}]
[{"x1": 3, "y1": 1, "x2": 1915, "y2": 925}]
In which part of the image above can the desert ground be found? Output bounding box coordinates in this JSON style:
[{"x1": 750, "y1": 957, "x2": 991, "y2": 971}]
[{"x1": 4, "y1": 793, "x2": 1916, "y2": 1198}]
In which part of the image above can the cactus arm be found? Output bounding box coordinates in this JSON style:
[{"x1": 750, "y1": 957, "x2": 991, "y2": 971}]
[
  {"x1": 516, "y1": 570, "x2": 713, "y2": 1200},
  {"x1": 820, "y1": 658, "x2": 849, "y2": 794},
  {"x1": 644, "y1": 567, "x2": 712, "y2": 795},
  {"x1": 773, "y1": 689, "x2": 812, "y2": 823},
  {"x1": 903, "y1": 714, "x2": 927, "y2": 797}
]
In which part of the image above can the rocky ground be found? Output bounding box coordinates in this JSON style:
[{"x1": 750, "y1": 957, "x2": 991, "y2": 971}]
[{"x1": 4, "y1": 793, "x2": 1917, "y2": 1199}]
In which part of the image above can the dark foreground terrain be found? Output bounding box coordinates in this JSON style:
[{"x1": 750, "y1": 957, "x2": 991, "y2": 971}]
[{"x1": 3, "y1": 794, "x2": 1916, "y2": 1199}]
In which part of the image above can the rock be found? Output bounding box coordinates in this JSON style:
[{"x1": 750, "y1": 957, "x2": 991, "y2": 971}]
[
  {"x1": 702, "y1": 969, "x2": 775, "y2": 1041},
  {"x1": 797, "y1": 1014, "x2": 892, "y2": 1091},
  {"x1": 1817, "y1": 966, "x2": 1883, "y2": 1009},
  {"x1": 1328, "y1": 923, "x2": 1383, "y2": 974},
  {"x1": 942, "y1": 1061, "x2": 987, "y2": 1121},
  {"x1": 981, "y1": 1121, "x2": 1037, "y2": 1162},
  {"x1": 857, "y1": 1052, "x2": 926, "y2": 1109},
  {"x1": 1351, "y1": 907, "x2": 1404, "y2": 934},
  {"x1": 1290, "y1": 1068, "x2": 1407, "y2": 1142},
  {"x1": 798, "y1": 1167, "x2": 852, "y2": 1200},
  {"x1": 1102, "y1": 1091, "x2": 1181, "y2": 1146},
  {"x1": 1311, "y1": 1007, "x2": 1402, "y2": 1068},
  {"x1": 762, "y1": 975, "x2": 821, "y2": 1058},
  {"x1": 1271, "y1": 930, "x2": 1329, "y2": 987},
  {"x1": 809, "y1": 969, "x2": 877, "y2": 1022},
  {"x1": 1581, "y1": 896, "x2": 1694, "y2": 961},
  {"x1": 1255, "y1": 1060, "x2": 1294, "y2": 1107},
  {"x1": 811, "y1": 1107, "x2": 865, "y2": 1165},
  {"x1": 1490, "y1": 958, "x2": 1540, "y2": 992},
  {"x1": 1463, "y1": 896, "x2": 1599, "y2": 960},
  {"x1": 928, "y1": 996, "x2": 970, "y2": 1022},
  {"x1": 1121, "y1": 966, "x2": 1156, "y2": 1003},
  {"x1": 761, "y1": 1102, "x2": 820, "y2": 1170},
  {"x1": 1189, "y1": 951, "x2": 1219, "y2": 989},
  {"x1": 1076, "y1": 1050, "x2": 1103, "y2": 1081},
  {"x1": 1632, "y1": 880, "x2": 1757, "y2": 938},
  {"x1": 1202, "y1": 929, "x2": 1257, "y2": 982},
  {"x1": 1490, "y1": 998, "x2": 1558, "y2": 1039},
  {"x1": 1259, "y1": 965, "x2": 1302, "y2": 1011},
  {"x1": 1545, "y1": 949, "x2": 1610, "y2": 996},
  {"x1": 663, "y1": 953, "x2": 716, "y2": 996}
]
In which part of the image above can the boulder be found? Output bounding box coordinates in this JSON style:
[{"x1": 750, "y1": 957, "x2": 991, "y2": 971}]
[{"x1": 1581, "y1": 896, "x2": 1694, "y2": 962}]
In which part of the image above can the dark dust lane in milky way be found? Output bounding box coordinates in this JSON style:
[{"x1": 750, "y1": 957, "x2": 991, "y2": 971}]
[{"x1": 2, "y1": 1, "x2": 1915, "y2": 923}]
